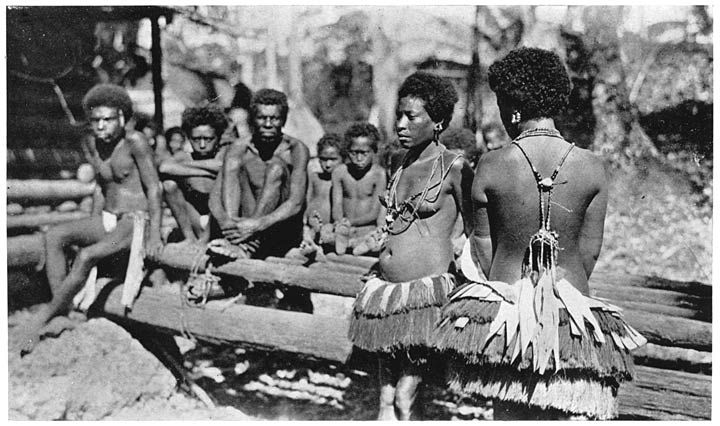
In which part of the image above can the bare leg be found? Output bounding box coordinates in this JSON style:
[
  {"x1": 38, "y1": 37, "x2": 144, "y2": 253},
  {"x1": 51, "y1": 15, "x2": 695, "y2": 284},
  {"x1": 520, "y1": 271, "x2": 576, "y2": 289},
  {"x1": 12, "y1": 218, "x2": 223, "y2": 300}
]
[
  {"x1": 163, "y1": 180, "x2": 197, "y2": 242},
  {"x1": 20, "y1": 217, "x2": 135, "y2": 356},
  {"x1": 395, "y1": 364, "x2": 423, "y2": 420},
  {"x1": 44, "y1": 216, "x2": 108, "y2": 294},
  {"x1": 378, "y1": 358, "x2": 398, "y2": 420}
]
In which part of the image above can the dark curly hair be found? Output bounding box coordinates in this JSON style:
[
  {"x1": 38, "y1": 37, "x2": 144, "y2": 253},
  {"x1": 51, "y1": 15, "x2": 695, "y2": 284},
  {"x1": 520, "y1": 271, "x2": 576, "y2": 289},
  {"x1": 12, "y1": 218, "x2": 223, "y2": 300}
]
[
  {"x1": 250, "y1": 88, "x2": 289, "y2": 122},
  {"x1": 164, "y1": 126, "x2": 184, "y2": 141},
  {"x1": 317, "y1": 133, "x2": 344, "y2": 156},
  {"x1": 344, "y1": 122, "x2": 381, "y2": 152},
  {"x1": 488, "y1": 47, "x2": 571, "y2": 120},
  {"x1": 82, "y1": 84, "x2": 133, "y2": 120},
  {"x1": 398, "y1": 72, "x2": 458, "y2": 128},
  {"x1": 230, "y1": 82, "x2": 253, "y2": 111},
  {"x1": 181, "y1": 104, "x2": 228, "y2": 137}
]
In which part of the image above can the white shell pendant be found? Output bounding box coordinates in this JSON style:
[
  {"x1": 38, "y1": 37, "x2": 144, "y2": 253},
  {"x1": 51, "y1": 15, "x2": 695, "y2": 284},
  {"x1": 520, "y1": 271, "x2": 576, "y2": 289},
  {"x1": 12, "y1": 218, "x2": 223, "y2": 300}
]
[{"x1": 538, "y1": 177, "x2": 554, "y2": 191}]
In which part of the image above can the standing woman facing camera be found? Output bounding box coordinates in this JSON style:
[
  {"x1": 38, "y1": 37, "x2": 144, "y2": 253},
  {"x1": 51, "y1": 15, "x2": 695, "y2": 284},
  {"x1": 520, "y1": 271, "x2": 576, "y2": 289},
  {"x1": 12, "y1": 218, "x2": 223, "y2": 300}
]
[
  {"x1": 348, "y1": 72, "x2": 474, "y2": 420},
  {"x1": 434, "y1": 47, "x2": 646, "y2": 420}
]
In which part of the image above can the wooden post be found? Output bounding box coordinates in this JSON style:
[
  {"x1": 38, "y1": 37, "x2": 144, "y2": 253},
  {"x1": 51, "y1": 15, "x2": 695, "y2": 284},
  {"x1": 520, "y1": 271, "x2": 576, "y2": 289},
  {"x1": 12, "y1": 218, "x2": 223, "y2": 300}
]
[{"x1": 151, "y1": 14, "x2": 164, "y2": 131}]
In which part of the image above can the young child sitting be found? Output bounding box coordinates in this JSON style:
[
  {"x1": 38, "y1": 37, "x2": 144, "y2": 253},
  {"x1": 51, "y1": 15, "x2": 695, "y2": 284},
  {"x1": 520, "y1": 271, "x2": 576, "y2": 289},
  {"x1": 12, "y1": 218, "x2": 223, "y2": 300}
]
[
  {"x1": 289, "y1": 134, "x2": 344, "y2": 260},
  {"x1": 159, "y1": 105, "x2": 229, "y2": 243},
  {"x1": 331, "y1": 122, "x2": 387, "y2": 255}
]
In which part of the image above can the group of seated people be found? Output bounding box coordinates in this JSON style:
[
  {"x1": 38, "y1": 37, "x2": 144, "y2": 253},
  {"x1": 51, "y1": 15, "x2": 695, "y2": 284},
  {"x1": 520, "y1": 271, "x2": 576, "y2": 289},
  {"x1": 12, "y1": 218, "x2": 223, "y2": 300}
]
[{"x1": 20, "y1": 47, "x2": 646, "y2": 422}]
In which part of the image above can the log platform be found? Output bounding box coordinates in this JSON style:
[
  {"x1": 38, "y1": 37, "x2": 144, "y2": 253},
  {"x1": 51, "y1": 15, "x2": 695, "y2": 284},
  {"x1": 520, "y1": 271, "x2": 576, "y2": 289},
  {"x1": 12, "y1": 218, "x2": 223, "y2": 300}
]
[{"x1": 6, "y1": 237, "x2": 712, "y2": 420}]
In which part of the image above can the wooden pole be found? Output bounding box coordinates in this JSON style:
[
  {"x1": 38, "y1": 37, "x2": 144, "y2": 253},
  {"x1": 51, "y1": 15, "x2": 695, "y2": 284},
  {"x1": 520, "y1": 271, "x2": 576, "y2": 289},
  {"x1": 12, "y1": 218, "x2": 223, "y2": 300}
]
[
  {"x1": 7, "y1": 179, "x2": 95, "y2": 201},
  {"x1": 151, "y1": 14, "x2": 164, "y2": 131},
  {"x1": 7, "y1": 211, "x2": 89, "y2": 229}
]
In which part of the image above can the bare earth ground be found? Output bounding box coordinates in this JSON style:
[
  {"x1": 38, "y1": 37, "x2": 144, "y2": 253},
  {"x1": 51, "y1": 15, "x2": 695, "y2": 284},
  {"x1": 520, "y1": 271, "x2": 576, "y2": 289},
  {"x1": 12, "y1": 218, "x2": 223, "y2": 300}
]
[{"x1": 6, "y1": 160, "x2": 711, "y2": 420}]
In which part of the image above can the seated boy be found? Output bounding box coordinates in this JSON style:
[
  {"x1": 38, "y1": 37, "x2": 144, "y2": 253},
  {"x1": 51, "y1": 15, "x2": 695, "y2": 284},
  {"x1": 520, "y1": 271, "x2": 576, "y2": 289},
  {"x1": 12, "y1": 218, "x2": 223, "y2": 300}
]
[
  {"x1": 19, "y1": 84, "x2": 163, "y2": 356},
  {"x1": 159, "y1": 105, "x2": 229, "y2": 243},
  {"x1": 331, "y1": 123, "x2": 387, "y2": 254},
  {"x1": 164, "y1": 126, "x2": 188, "y2": 156}
]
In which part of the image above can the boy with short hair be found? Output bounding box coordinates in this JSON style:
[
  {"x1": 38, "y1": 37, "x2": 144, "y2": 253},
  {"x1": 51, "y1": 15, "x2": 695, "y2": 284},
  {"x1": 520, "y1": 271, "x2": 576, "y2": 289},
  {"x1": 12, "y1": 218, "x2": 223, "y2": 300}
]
[
  {"x1": 159, "y1": 105, "x2": 229, "y2": 243},
  {"x1": 331, "y1": 122, "x2": 387, "y2": 254}
]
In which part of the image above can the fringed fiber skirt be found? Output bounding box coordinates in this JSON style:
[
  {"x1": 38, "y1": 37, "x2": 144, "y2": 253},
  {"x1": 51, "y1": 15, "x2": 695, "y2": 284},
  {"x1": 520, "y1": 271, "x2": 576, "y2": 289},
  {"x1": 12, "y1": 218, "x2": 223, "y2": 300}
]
[
  {"x1": 348, "y1": 273, "x2": 455, "y2": 363},
  {"x1": 434, "y1": 276, "x2": 647, "y2": 419}
]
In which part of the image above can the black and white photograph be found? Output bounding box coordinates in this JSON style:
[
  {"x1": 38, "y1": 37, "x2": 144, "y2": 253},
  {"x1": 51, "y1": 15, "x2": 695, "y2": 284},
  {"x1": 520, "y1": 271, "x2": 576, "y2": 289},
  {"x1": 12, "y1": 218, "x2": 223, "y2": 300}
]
[{"x1": 4, "y1": 3, "x2": 713, "y2": 421}]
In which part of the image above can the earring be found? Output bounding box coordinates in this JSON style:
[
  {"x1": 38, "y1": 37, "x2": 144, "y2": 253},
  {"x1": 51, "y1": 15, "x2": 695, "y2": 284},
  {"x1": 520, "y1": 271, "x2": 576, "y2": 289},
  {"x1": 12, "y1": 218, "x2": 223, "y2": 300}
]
[
  {"x1": 511, "y1": 111, "x2": 521, "y2": 125},
  {"x1": 433, "y1": 123, "x2": 443, "y2": 143}
]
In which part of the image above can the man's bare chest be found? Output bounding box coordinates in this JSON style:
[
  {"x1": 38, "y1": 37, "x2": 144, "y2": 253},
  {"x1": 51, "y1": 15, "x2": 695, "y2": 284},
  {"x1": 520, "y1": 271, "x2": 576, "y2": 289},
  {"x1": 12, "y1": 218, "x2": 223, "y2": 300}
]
[{"x1": 95, "y1": 147, "x2": 136, "y2": 184}]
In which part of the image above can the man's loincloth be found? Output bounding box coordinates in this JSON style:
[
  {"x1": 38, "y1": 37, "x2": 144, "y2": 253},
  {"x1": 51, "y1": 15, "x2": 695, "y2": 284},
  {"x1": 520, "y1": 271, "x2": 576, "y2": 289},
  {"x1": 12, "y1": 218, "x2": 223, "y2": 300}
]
[
  {"x1": 74, "y1": 211, "x2": 148, "y2": 311},
  {"x1": 348, "y1": 272, "x2": 456, "y2": 364}
]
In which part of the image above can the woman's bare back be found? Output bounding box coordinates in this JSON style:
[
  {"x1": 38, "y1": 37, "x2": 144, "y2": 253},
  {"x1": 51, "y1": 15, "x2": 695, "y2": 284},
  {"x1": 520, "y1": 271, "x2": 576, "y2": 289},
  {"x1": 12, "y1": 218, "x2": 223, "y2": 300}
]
[{"x1": 475, "y1": 136, "x2": 607, "y2": 294}]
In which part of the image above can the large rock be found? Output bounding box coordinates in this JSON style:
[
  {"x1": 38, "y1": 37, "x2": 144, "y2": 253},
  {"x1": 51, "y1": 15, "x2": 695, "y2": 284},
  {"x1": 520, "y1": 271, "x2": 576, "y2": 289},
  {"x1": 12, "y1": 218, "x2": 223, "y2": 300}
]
[{"x1": 8, "y1": 316, "x2": 176, "y2": 420}]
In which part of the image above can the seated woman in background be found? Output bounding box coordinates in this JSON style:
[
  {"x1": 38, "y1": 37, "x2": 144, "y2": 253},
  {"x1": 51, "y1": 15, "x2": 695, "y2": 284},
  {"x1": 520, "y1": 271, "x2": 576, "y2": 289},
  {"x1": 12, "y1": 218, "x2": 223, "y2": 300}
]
[
  {"x1": 433, "y1": 47, "x2": 646, "y2": 420},
  {"x1": 348, "y1": 72, "x2": 474, "y2": 420}
]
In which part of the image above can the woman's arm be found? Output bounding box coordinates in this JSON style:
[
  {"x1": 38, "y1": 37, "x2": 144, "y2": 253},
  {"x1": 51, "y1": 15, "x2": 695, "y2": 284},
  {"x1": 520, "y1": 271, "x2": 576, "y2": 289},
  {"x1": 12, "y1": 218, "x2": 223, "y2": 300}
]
[{"x1": 579, "y1": 163, "x2": 608, "y2": 279}]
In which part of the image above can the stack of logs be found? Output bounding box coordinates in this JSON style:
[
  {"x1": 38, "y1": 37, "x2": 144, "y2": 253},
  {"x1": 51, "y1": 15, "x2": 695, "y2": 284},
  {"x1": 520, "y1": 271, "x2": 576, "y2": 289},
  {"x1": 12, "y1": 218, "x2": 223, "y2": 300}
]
[{"x1": 6, "y1": 175, "x2": 712, "y2": 420}]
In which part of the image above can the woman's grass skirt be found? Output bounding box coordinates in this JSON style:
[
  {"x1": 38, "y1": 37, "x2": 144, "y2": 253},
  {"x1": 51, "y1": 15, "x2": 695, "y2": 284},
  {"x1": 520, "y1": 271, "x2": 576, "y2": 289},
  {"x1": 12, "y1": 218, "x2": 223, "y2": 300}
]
[
  {"x1": 434, "y1": 276, "x2": 647, "y2": 419},
  {"x1": 348, "y1": 273, "x2": 455, "y2": 363}
]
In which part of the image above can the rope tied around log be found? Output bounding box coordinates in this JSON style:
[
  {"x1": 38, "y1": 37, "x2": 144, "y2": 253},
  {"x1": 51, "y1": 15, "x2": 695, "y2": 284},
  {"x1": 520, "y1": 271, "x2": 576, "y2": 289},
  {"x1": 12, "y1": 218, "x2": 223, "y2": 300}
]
[{"x1": 178, "y1": 250, "x2": 219, "y2": 342}]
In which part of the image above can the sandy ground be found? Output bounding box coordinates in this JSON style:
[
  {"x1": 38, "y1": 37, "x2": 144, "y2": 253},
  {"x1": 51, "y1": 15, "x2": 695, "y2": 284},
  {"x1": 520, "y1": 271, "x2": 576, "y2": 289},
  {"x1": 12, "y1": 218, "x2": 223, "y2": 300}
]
[{"x1": 6, "y1": 301, "x2": 490, "y2": 421}]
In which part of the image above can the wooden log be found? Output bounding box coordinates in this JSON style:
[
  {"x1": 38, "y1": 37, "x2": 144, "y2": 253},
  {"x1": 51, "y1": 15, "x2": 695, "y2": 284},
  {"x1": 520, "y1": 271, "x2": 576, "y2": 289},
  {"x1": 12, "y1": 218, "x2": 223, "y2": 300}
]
[
  {"x1": 594, "y1": 298, "x2": 710, "y2": 322},
  {"x1": 308, "y1": 261, "x2": 370, "y2": 275},
  {"x1": 7, "y1": 211, "x2": 89, "y2": 229},
  {"x1": 633, "y1": 343, "x2": 711, "y2": 373},
  {"x1": 591, "y1": 283, "x2": 709, "y2": 313},
  {"x1": 7, "y1": 233, "x2": 44, "y2": 268},
  {"x1": 618, "y1": 365, "x2": 711, "y2": 420},
  {"x1": 100, "y1": 284, "x2": 353, "y2": 363},
  {"x1": 592, "y1": 270, "x2": 711, "y2": 298},
  {"x1": 96, "y1": 283, "x2": 710, "y2": 420},
  {"x1": 7, "y1": 179, "x2": 96, "y2": 201},
  {"x1": 324, "y1": 253, "x2": 378, "y2": 269},
  {"x1": 621, "y1": 310, "x2": 711, "y2": 352},
  {"x1": 159, "y1": 243, "x2": 363, "y2": 297}
]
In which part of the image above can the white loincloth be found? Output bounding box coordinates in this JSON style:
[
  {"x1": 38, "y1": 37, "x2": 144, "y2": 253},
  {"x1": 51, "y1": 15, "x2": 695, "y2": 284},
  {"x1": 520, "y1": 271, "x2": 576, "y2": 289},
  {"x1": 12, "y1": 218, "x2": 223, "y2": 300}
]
[{"x1": 73, "y1": 211, "x2": 147, "y2": 311}]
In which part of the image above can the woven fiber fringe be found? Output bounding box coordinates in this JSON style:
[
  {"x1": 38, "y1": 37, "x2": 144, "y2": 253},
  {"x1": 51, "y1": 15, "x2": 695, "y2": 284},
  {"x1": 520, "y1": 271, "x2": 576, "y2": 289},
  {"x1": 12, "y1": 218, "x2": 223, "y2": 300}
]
[
  {"x1": 352, "y1": 273, "x2": 454, "y2": 317},
  {"x1": 434, "y1": 299, "x2": 636, "y2": 379},
  {"x1": 447, "y1": 360, "x2": 620, "y2": 420},
  {"x1": 349, "y1": 305, "x2": 441, "y2": 353}
]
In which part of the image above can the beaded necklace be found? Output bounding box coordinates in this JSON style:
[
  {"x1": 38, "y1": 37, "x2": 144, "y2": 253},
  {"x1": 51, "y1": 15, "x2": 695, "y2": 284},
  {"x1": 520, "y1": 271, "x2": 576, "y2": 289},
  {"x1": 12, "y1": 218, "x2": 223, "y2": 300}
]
[{"x1": 511, "y1": 128, "x2": 575, "y2": 281}]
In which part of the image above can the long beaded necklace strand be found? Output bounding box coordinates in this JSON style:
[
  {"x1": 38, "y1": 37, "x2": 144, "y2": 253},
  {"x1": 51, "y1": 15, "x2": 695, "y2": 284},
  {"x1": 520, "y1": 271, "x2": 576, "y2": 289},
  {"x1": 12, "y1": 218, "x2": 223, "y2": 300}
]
[
  {"x1": 383, "y1": 148, "x2": 447, "y2": 236},
  {"x1": 511, "y1": 128, "x2": 575, "y2": 278}
]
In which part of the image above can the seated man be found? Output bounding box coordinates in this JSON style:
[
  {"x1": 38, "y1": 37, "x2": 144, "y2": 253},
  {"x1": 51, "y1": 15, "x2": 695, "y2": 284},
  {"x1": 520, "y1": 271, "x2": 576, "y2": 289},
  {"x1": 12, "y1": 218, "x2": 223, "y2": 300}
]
[
  {"x1": 331, "y1": 122, "x2": 387, "y2": 254},
  {"x1": 159, "y1": 105, "x2": 229, "y2": 243},
  {"x1": 209, "y1": 89, "x2": 311, "y2": 311},
  {"x1": 20, "y1": 84, "x2": 163, "y2": 356}
]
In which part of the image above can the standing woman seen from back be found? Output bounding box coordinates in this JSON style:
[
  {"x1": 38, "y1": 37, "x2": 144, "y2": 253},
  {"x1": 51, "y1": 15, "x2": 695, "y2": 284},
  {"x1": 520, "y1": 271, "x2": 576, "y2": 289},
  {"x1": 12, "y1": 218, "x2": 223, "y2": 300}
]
[
  {"x1": 434, "y1": 47, "x2": 646, "y2": 420},
  {"x1": 348, "y1": 72, "x2": 474, "y2": 420}
]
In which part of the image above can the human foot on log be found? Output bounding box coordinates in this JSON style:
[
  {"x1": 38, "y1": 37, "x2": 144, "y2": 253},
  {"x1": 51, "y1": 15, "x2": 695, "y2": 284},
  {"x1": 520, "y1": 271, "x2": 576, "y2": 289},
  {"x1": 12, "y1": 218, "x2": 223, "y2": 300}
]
[
  {"x1": 334, "y1": 219, "x2": 351, "y2": 255},
  {"x1": 207, "y1": 239, "x2": 252, "y2": 260}
]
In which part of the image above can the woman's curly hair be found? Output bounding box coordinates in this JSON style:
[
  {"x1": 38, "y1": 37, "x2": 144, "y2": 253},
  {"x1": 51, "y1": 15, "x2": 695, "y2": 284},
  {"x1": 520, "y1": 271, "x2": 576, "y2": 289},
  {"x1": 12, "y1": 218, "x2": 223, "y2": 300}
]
[
  {"x1": 344, "y1": 122, "x2": 381, "y2": 152},
  {"x1": 82, "y1": 84, "x2": 133, "y2": 120},
  {"x1": 398, "y1": 72, "x2": 459, "y2": 128},
  {"x1": 488, "y1": 47, "x2": 571, "y2": 120},
  {"x1": 181, "y1": 104, "x2": 228, "y2": 137}
]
